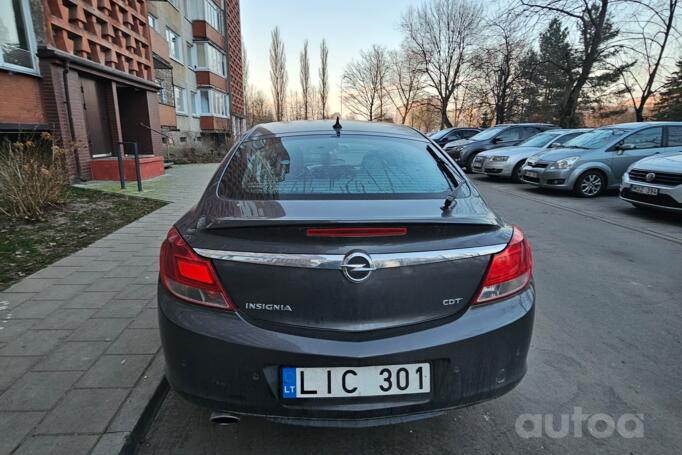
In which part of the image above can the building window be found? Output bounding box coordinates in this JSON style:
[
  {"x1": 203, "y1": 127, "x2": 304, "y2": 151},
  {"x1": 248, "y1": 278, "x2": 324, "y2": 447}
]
[
  {"x1": 0, "y1": 0, "x2": 37, "y2": 73},
  {"x1": 191, "y1": 91, "x2": 199, "y2": 117},
  {"x1": 204, "y1": 0, "x2": 224, "y2": 34},
  {"x1": 174, "y1": 86, "x2": 187, "y2": 114},
  {"x1": 186, "y1": 43, "x2": 195, "y2": 69},
  {"x1": 197, "y1": 88, "x2": 229, "y2": 118},
  {"x1": 195, "y1": 42, "x2": 226, "y2": 76},
  {"x1": 165, "y1": 28, "x2": 182, "y2": 62},
  {"x1": 147, "y1": 13, "x2": 158, "y2": 32}
]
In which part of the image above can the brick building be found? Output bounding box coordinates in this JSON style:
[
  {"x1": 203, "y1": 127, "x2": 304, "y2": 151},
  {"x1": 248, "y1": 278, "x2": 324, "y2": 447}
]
[
  {"x1": 0, "y1": 0, "x2": 245, "y2": 181},
  {"x1": 147, "y1": 0, "x2": 245, "y2": 149}
]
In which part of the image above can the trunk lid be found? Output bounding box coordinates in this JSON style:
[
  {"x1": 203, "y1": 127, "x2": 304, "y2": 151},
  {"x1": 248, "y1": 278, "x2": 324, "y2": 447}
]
[{"x1": 184, "y1": 199, "x2": 510, "y2": 336}]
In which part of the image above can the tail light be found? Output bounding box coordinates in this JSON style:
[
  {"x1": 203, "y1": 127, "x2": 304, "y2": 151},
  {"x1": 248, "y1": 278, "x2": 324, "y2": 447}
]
[
  {"x1": 474, "y1": 226, "x2": 533, "y2": 304},
  {"x1": 159, "y1": 227, "x2": 235, "y2": 310}
]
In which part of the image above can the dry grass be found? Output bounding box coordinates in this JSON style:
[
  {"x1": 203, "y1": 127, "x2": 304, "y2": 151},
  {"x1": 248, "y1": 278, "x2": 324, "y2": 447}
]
[{"x1": 0, "y1": 134, "x2": 69, "y2": 220}]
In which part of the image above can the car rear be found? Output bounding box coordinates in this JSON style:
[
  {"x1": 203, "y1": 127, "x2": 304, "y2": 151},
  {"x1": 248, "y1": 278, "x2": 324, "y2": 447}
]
[{"x1": 158, "y1": 121, "x2": 535, "y2": 426}]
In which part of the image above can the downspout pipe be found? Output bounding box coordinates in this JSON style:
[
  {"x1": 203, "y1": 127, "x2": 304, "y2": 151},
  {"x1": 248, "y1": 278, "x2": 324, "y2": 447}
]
[{"x1": 62, "y1": 60, "x2": 83, "y2": 181}]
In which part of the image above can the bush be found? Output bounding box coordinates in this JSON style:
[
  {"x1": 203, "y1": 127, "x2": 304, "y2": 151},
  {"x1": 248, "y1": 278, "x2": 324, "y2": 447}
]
[{"x1": 0, "y1": 134, "x2": 69, "y2": 220}]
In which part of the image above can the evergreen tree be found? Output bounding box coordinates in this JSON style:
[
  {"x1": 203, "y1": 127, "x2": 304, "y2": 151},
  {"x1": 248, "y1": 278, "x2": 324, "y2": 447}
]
[{"x1": 654, "y1": 58, "x2": 682, "y2": 120}]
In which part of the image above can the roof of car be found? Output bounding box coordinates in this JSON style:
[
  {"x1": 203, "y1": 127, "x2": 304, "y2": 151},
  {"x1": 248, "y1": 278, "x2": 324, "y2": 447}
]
[
  {"x1": 601, "y1": 121, "x2": 682, "y2": 130},
  {"x1": 246, "y1": 120, "x2": 426, "y2": 140},
  {"x1": 492, "y1": 123, "x2": 556, "y2": 127}
]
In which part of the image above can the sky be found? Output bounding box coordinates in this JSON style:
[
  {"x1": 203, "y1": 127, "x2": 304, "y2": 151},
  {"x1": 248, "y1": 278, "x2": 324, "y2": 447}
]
[{"x1": 240, "y1": 0, "x2": 417, "y2": 115}]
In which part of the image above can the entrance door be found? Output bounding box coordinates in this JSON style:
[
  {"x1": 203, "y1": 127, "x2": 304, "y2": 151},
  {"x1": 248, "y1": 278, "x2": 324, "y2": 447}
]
[{"x1": 80, "y1": 77, "x2": 113, "y2": 157}]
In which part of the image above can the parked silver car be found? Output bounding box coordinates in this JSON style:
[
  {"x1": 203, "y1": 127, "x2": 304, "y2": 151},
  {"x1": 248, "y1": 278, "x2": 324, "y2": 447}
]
[
  {"x1": 472, "y1": 129, "x2": 590, "y2": 182},
  {"x1": 520, "y1": 122, "x2": 682, "y2": 197},
  {"x1": 620, "y1": 151, "x2": 682, "y2": 212}
]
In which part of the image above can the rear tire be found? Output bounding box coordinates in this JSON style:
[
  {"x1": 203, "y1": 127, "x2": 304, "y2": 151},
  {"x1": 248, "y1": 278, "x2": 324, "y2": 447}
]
[
  {"x1": 465, "y1": 154, "x2": 478, "y2": 173},
  {"x1": 511, "y1": 161, "x2": 525, "y2": 183},
  {"x1": 573, "y1": 170, "x2": 606, "y2": 198}
]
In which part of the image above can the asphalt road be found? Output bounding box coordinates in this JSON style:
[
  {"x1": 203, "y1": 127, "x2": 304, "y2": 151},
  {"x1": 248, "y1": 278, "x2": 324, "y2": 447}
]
[{"x1": 139, "y1": 176, "x2": 682, "y2": 455}]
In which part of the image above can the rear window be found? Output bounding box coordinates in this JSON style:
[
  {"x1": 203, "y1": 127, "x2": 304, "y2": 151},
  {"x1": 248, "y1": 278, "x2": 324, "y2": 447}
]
[{"x1": 219, "y1": 135, "x2": 452, "y2": 200}]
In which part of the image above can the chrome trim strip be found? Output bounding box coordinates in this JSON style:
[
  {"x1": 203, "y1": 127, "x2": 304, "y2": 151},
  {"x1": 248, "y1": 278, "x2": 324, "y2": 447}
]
[{"x1": 194, "y1": 244, "x2": 507, "y2": 269}]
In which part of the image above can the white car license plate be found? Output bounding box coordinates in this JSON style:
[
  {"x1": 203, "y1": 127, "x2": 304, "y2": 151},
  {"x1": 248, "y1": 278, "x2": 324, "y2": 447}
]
[
  {"x1": 525, "y1": 171, "x2": 539, "y2": 178},
  {"x1": 631, "y1": 184, "x2": 658, "y2": 196},
  {"x1": 281, "y1": 363, "x2": 430, "y2": 398}
]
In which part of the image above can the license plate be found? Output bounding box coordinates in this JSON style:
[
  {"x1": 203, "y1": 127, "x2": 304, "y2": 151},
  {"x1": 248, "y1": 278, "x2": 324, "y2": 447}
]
[
  {"x1": 525, "y1": 171, "x2": 539, "y2": 178},
  {"x1": 631, "y1": 184, "x2": 658, "y2": 196},
  {"x1": 281, "y1": 363, "x2": 430, "y2": 399}
]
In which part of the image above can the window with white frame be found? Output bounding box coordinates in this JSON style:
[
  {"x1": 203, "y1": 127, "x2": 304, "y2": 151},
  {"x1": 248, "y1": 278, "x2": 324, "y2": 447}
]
[
  {"x1": 186, "y1": 43, "x2": 195, "y2": 69},
  {"x1": 197, "y1": 88, "x2": 229, "y2": 118},
  {"x1": 174, "y1": 86, "x2": 187, "y2": 114},
  {"x1": 0, "y1": 0, "x2": 37, "y2": 73},
  {"x1": 147, "y1": 13, "x2": 158, "y2": 32},
  {"x1": 204, "y1": 0, "x2": 224, "y2": 34},
  {"x1": 190, "y1": 91, "x2": 199, "y2": 117},
  {"x1": 195, "y1": 42, "x2": 225, "y2": 76},
  {"x1": 187, "y1": 0, "x2": 224, "y2": 34},
  {"x1": 165, "y1": 28, "x2": 182, "y2": 62}
]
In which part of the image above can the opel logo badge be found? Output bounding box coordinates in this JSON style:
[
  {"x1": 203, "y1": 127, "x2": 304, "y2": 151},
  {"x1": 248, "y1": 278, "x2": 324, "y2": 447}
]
[
  {"x1": 645, "y1": 172, "x2": 656, "y2": 182},
  {"x1": 340, "y1": 251, "x2": 375, "y2": 283}
]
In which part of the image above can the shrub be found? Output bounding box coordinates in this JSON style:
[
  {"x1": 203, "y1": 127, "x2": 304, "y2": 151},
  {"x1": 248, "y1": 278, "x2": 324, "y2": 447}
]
[{"x1": 0, "y1": 134, "x2": 69, "y2": 220}]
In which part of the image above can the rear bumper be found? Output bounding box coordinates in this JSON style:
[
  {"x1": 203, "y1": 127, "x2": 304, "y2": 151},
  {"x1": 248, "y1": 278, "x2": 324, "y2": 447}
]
[{"x1": 158, "y1": 284, "x2": 535, "y2": 427}]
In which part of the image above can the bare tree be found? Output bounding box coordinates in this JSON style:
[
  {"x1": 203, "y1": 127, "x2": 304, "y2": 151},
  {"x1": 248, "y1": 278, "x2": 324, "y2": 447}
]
[
  {"x1": 299, "y1": 39, "x2": 311, "y2": 119},
  {"x1": 616, "y1": 0, "x2": 679, "y2": 121},
  {"x1": 473, "y1": 18, "x2": 528, "y2": 124},
  {"x1": 318, "y1": 39, "x2": 329, "y2": 119},
  {"x1": 518, "y1": 0, "x2": 621, "y2": 127},
  {"x1": 401, "y1": 0, "x2": 483, "y2": 128},
  {"x1": 386, "y1": 47, "x2": 425, "y2": 124},
  {"x1": 269, "y1": 27, "x2": 287, "y2": 121},
  {"x1": 248, "y1": 89, "x2": 274, "y2": 126},
  {"x1": 342, "y1": 45, "x2": 389, "y2": 121}
]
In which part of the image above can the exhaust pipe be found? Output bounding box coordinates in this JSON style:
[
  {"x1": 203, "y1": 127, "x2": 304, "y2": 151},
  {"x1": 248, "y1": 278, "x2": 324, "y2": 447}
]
[{"x1": 209, "y1": 411, "x2": 240, "y2": 426}]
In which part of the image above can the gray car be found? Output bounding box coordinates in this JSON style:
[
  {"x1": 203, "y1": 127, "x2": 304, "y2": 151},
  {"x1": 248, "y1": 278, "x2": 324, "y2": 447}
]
[
  {"x1": 443, "y1": 123, "x2": 556, "y2": 172},
  {"x1": 520, "y1": 122, "x2": 682, "y2": 197},
  {"x1": 620, "y1": 151, "x2": 682, "y2": 212},
  {"x1": 158, "y1": 120, "x2": 535, "y2": 427},
  {"x1": 472, "y1": 129, "x2": 591, "y2": 182}
]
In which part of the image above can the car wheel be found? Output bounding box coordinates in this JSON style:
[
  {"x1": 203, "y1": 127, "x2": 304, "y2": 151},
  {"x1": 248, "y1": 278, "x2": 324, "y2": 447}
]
[
  {"x1": 511, "y1": 161, "x2": 525, "y2": 183},
  {"x1": 465, "y1": 154, "x2": 477, "y2": 173},
  {"x1": 573, "y1": 170, "x2": 605, "y2": 198}
]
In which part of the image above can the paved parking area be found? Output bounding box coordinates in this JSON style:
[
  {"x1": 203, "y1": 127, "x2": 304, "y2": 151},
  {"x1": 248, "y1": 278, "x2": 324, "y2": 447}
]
[
  {"x1": 0, "y1": 164, "x2": 218, "y2": 455},
  {"x1": 139, "y1": 175, "x2": 682, "y2": 454}
]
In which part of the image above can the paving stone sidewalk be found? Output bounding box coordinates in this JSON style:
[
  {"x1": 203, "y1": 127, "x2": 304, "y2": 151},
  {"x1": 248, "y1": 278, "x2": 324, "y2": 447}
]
[{"x1": 0, "y1": 164, "x2": 218, "y2": 455}]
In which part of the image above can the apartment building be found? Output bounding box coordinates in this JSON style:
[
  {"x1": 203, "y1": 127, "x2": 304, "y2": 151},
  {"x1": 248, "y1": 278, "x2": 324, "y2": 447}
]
[
  {"x1": 147, "y1": 0, "x2": 245, "y2": 148},
  {"x1": 1, "y1": 0, "x2": 166, "y2": 181}
]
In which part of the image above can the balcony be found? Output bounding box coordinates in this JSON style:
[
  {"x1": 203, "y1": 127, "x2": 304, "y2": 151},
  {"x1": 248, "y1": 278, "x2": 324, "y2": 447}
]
[
  {"x1": 200, "y1": 115, "x2": 229, "y2": 131},
  {"x1": 192, "y1": 21, "x2": 225, "y2": 48}
]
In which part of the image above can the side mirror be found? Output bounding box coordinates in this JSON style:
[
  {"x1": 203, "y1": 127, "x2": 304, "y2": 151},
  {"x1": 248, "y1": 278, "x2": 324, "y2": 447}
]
[
  {"x1": 616, "y1": 143, "x2": 636, "y2": 151},
  {"x1": 492, "y1": 137, "x2": 501, "y2": 144},
  {"x1": 549, "y1": 143, "x2": 562, "y2": 148}
]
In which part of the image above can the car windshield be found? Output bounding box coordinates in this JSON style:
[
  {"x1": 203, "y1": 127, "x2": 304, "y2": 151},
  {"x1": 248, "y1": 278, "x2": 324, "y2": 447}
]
[
  {"x1": 469, "y1": 126, "x2": 506, "y2": 141},
  {"x1": 430, "y1": 129, "x2": 452, "y2": 140},
  {"x1": 562, "y1": 128, "x2": 627, "y2": 149},
  {"x1": 219, "y1": 135, "x2": 453, "y2": 200},
  {"x1": 518, "y1": 132, "x2": 561, "y2": 147}
]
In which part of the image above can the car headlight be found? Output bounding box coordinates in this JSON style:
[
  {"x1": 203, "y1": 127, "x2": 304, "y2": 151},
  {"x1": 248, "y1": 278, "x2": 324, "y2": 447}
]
[
  {"x1": 549, "y1": 156, "x2": 580, "y2": 169},
  {"x1": 490, "y1": 156, "x2": 508, "y2": 162}
]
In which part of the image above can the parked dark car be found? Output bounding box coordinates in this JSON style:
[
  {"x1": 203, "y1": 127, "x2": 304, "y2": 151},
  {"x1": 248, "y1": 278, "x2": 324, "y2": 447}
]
[
  {"x1": 158, "y1": 120, "x2": 535, "y2": 427},
  {"x1": 429, "y1": 127, "x2": 481, "y2": 147},
  {"x1": 443, "y1": 123, "x2": 556, "y2": 172}
]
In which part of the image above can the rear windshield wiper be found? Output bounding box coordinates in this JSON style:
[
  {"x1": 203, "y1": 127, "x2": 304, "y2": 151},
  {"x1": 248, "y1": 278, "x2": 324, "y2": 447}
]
[{"x1": 426, "y1": 146, "x2": 464, "y2": 212}]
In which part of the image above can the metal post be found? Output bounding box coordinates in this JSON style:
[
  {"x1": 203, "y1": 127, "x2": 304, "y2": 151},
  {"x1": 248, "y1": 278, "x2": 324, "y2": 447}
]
[
  {"x1": 117, "y1": 143, "x2": 126, "y2": 189},
  {"x1": 132, "y1": 142, "x2": 142, "y2": 192}
]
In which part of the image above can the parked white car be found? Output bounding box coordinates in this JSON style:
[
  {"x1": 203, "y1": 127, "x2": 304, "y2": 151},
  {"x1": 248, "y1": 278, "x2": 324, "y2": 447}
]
[
  {"x1": 472, "y1": 129, "x2": 590, "y2": 182},
  {"x1": 620, "y1": 152, "x2": 682, "y2": 212}
]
